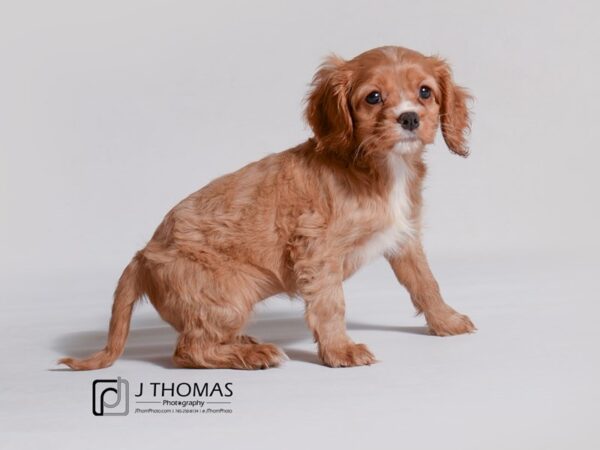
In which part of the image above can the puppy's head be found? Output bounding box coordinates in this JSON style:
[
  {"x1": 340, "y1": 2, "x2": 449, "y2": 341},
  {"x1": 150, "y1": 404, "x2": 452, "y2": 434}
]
[{"x1": 305, "y1": 46, "x2": 472, "y2": 159}]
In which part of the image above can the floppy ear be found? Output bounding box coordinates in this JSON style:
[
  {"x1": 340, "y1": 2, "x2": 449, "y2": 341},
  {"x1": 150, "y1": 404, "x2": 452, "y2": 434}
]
[
  {"x1": 305, "y1": 55, "x2": 353, "y2": 153},
  {"x1": 433, "y1": 58, "x2": 472, "y2": 157}
]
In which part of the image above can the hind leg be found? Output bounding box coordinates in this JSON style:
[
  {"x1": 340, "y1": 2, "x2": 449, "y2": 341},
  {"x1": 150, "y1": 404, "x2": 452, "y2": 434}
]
[
  {"x1": 153, "y1": 257, "x2": 286, "y2": 369},
  {"x1": 172, "y1": 303, "x2": 285, "y2": 369},
  {"x1": 173, "y1": 330, "x2": 285, "y2": 369}
]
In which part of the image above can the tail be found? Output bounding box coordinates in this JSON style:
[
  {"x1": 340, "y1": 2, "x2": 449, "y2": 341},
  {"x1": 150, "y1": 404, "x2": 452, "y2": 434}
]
[{"x1": 59, "y1": 254, "x2": 144, "y2": 370}]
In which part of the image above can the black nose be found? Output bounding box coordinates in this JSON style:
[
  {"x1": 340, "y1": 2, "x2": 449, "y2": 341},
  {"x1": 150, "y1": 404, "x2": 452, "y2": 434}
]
[{"x1": 397, "y1": 111, "x2": 419, "y2": 131}]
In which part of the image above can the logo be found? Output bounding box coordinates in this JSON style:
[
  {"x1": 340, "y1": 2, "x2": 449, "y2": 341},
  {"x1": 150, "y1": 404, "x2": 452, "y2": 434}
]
[
  {"x1": 92, "y1": 377, "x2": 130, "y2": 416},
  {"x1": 91, "y1": 378, "x2": 234, "y2": 416}
]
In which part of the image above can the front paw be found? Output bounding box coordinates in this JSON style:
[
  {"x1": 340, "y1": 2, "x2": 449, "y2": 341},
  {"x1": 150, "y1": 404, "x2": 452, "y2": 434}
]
[
  {"x1": 319, "y1": 342, "x2": 376, "y2": 368},
  {"x1": 427, "y1": 309, "x2": 476, "y2": 336}
]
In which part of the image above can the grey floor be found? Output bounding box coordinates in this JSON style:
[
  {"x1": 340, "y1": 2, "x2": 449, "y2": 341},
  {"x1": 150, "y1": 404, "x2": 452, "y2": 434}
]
[{"x1": 1, "y1": 254, "x2": 599, "y2": 449}]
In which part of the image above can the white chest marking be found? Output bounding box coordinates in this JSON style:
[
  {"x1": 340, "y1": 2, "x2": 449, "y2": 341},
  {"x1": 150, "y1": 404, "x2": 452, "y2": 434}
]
[{"x1": 353, "y1": 155, "x2": 416, "y2": 265}]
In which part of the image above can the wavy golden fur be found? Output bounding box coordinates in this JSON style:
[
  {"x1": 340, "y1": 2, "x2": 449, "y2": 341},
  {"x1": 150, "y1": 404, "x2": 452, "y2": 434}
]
[{"x1": 60, "y1": 46, "x2": 475, "y2": 370}]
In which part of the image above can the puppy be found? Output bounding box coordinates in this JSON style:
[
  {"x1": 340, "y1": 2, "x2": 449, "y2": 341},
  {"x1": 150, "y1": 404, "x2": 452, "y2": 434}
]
[{"x1": 60, "y1": 46, "x2": 475, "y2": 370}]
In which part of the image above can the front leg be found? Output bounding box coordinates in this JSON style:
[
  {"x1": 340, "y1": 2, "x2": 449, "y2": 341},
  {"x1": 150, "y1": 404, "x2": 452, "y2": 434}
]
[
  {"x1": 387, "y1": 242, "x2": 475, "y2": 336},
  {"x1": 296, "y1": 258, "x2": 375, "y2": 367}
]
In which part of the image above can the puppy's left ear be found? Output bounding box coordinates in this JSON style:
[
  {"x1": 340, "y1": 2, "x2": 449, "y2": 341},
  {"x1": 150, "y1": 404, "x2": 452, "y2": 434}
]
[
  {"x1": 432, "y1": 58, "x2": 472, "y2": 157},
  {"x1": 305, "y1": 55, "x2": 353, "y2": 153}
]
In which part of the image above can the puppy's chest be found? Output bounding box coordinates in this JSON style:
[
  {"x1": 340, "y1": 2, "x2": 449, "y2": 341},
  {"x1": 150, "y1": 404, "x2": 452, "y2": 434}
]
[{"x1": 350, "y1": 167, "x2": 416, "y2": 265}]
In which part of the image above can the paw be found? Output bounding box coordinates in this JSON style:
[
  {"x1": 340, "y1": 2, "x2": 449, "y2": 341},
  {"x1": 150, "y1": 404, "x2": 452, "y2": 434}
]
[
  {"x1": 427, "y1": 309, "x2": 476, "y2": 336},
  {"x1": 319, "y1": 342, "x2": 376, "y2": 368},
  {"x1": 240, "y1": 343, "x2": 288, "y2": 369}
]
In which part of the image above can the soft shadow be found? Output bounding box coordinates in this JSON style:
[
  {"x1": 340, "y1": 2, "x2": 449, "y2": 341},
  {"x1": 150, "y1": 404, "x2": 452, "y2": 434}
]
[
  {"x1": 281, "y1": 348, "x2": 321, "y2": 365},
  {"x1": 246, "y1": 317, "x2": 312, "y2": 346},
  {"x1": 53, "y1": 323, "x2": 177, "y2": 368},
  {"x1": 53, "y1": 310, "x2": 428, "y2": 369},
  {"x1": 347, "y1": 322, "x2": 429, "y2": 335}
]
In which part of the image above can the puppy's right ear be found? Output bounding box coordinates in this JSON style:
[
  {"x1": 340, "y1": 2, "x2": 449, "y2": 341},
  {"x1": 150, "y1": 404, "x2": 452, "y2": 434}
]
[{"x1": 305, "y1": 55, "x2": 353, "y2": 153}]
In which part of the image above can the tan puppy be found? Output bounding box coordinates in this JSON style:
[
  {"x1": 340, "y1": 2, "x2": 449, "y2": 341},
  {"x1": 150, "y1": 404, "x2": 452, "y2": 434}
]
[{"x1": 60, "y1": 46, "x2": 475, "y2": 370}]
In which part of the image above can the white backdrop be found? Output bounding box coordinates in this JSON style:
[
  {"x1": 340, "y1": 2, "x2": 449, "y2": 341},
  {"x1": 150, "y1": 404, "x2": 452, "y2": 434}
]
[
  {"x1": 2, "y1": 0, "x2": 599, "y2": 277},
  {"x1": 2, "y1": 2, "x2": 600, "y2": 449}
]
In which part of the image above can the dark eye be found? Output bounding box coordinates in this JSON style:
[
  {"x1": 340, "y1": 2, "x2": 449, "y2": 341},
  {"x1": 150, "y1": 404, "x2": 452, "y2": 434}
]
[
  {"x1": 419, "y1": 86, "x2": 432, "y2": 99},
  {"x1": 365, "y1": 91, "x2": 382, "y2": 104}
]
